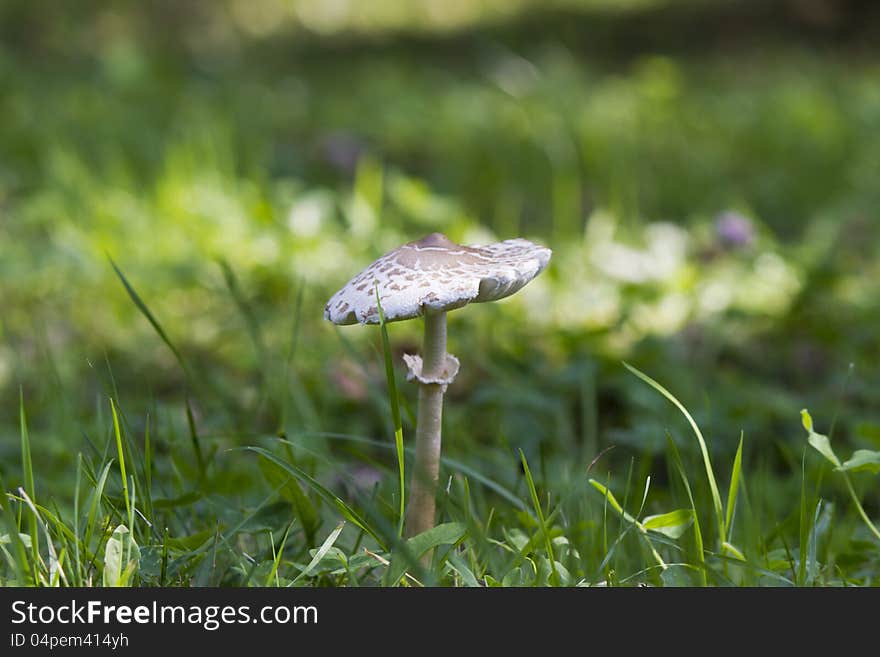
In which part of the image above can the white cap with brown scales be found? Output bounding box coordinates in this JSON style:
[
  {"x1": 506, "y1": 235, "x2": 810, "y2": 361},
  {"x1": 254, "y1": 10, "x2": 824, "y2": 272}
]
[{"x1": 323, "y1": 232, "x2": 552, "y2": 326}]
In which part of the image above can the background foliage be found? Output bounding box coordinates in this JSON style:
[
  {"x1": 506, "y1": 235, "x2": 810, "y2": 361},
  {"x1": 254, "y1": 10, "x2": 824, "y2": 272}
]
[{"x1": 2, "y1": 0, "x2": 879, "y2": 586}]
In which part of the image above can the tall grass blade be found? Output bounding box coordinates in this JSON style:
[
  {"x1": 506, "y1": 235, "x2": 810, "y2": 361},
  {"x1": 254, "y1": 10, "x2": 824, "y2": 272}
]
[
  {"x1": 281, "y1": 282, "x2": 319, "y2": 432},
  {"x1": 798, "y1": 450, "x2": 809, "y2": 585},
  {"x1": 245, "y1": 446, "x2": 384, "y2": 547},
  {"x1": 108, "y1": 256, "x2": 192, "y2": 380},
  {"x1": 589, "y1": 478, "x2": 668, "y2": 571},
  {"x1": 725, "y1": 433, "x2": 744, "y2": 538},
  {"x1": 257, "y1": 458, "x2": 319, "y2": 545},
  {"x1": 185, "y1": 398, "x2": 206, "y2": 478},
  {"x1": 375, "y1": 289, "x2": 406, "y2": 538},
  {"x1": 0, "y1": 475, "x2": 30, "y2": 585},
  {"x1": 110, "y1": 399, "x2": 132, "y2": 531},
  {"x1": 18, "y1": 488, "x2": 68, "y2": 586},
  {"x1": 284, "y1": 432, "x2": 526, "y2": 510},
  {"x1": 73, "y1": 454, "x2": 83, "y2": 586},
  {"x1": 219, "y1": 258, "x2": 267, "y2": 361},
  {"x1": 143, "y1": 413, "x2": 153, "y2": 519},
  {"x1": 666, "y1": 434, "x2": 707, "y2": 586},
  {"x1": 519, "y1": 450, "x2": 559, "y2": 585},
  {"x1": 84, "y1": 462, "x2": 113, "y2": 562},
  {"x1": 19, "y1": 390, "x2": 40, "y2": 579},
  {"x1": 624, "y1": 362, "x2": 725, "y2": 545},
  {"x1": 266, "y1": 521, "x2": 295, "y2": 586}
]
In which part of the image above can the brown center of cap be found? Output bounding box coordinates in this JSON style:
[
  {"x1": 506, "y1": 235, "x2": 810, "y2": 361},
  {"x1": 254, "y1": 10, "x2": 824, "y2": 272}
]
[{"x1": 395, "y1": 233, "x2": 484, "y2": 270}]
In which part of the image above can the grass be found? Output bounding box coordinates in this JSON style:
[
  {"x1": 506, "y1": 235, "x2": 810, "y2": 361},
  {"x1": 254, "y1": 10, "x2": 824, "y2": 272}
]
[
  {"x1": 3, "y1": 341, "x2": 878, "y2": 586},
  {"x1": 2, "y1": 4, "x2": 880, "y2": 587}
]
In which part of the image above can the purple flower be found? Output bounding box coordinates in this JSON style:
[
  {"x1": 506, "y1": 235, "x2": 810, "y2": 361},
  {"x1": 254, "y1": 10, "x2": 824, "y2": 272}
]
[{"x1": 715, "y1": 212, "x2": 755, "y2": 249}]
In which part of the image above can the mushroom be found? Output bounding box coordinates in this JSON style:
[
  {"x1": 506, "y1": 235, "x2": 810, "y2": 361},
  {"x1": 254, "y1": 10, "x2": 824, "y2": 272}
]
[{"x1": 324, "y1": 232, "x2": 552, "y2": 544}]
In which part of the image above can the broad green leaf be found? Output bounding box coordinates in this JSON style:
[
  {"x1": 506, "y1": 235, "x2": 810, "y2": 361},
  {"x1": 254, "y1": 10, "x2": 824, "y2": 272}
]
[
  {"x1": 803, "y1": 410, "x2": 841, "y2": 466},
  {"x1": 537, "y1": 557, "x2": 571, "y2": 586},
  {"x1": 387, "y1": 522, "x2": 465, "y2": 586},
  {"x1": 165, "y1": 528, "x2": 216, "y2": 551},
  {"x1": 103, "y1": 525, "x2": 140, "y2": 587},
  {"x1": 643, "y1": 509, "x2": 694, "y2": 539},
  {"x1": 446, "y1": 553, "x2": 480, "y2": 587},
  {"x1": 404, "y1": 521, "x2": 465, "y2": 560},
  {"x1": 837, "y1": 449, "x2": 880, "y2": 474},
  {"x1": 502, "y1": 527, "x2": 530, "y2": 552},
  {"x1": 801, "y1": 413, "x2": 880, "y2": 543},
  {"x1": 151, "y1": 491, "x2": 204, "y2": 510},
  {"x1": 502, "y1": 565, "x2": 528, "y2": 587},
  {"x1": 806, "y1": 431, "x2": 841, "y2": 467},
  {"x1": 484, "y1": 575, "x2": 502, "y2": 587},
  {"x1": 0, "y1": 533, "x2": 32, "y2": 547}
]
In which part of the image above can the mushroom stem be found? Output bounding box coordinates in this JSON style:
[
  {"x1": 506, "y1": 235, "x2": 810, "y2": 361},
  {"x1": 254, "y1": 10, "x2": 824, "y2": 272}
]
[{"x1": 405, "y1": 309, "x2": 447, "y2": 546}]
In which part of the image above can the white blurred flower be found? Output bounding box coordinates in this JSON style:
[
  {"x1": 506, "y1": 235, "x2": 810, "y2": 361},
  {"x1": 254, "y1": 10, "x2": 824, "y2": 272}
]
[{"x1": 287, "y1": 191, "x2": 333, "y2": 238}]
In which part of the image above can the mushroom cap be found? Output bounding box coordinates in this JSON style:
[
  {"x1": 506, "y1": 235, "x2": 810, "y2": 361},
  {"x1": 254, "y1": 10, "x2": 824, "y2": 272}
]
[{"x1": 324, "y1": 232, "x2": 552, "y2": 325}]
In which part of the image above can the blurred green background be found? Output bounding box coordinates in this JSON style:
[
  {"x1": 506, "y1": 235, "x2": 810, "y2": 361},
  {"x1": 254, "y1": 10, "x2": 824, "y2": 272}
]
[{"x1": 2, "y1": 0, "x2": 880, "y2": 584}]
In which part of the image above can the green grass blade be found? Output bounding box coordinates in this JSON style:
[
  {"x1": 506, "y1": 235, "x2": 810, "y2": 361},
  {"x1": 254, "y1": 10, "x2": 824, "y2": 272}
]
[
  {"x1": 219, "y1": 258, "x2": 267, "y2": 361},
  {"x1": 257, "y1": 457, "x2": 319, "y2": 545},
  {"x1": 73, "y1": 453, "x2": 83, "y2": 586},
  {"x1": 666, "y1": 434, "x2": 707, "y2": 586},
  {"x1": 0, "y1": 475, "x2": 31, "y2": 585},
  {"x1": 725, "y1": 433, "x2": 744, "y2": 538},
  {"x1": 589, "y1": 478, "x2": 668, "y2": 572},
  {"x1": 19, "y1": 389, "x2": 40, "y2": 581},
  {"x1": 288, "y1": 430, "x2": 527, "y2": 511},
  {"x1": 376, "y1": 288, "x2": 405, "y2": 538},
  {"x1": 108, "y1": 256, "x2": 192, "y2": 380},
  {"x1": 798, "y1": 450, "x2": 812, "y2": 586},
  {"x1": 143, "y1": 413, "x2": 153, "y2": 520},
  {"x1": 84, "y1": 462, "x2": 114, "y2": 564},
  {"x1": 519, "y1": 449, "x2": 559, "y2": 585},
  {"x1": 281, "y1": 282, "x2": 319, "y2": 433},
  {"x1": 291, "y1": 520, "x2": 346, "y2": 585},
  {"x1": 245, "y1": 446, "x2": 384, "y2": 547},
  {"x1": 624, "y1": 362, "x2": 725, "y2": 545},
  {"x1": 588, "y1": 479, "x2": 633, "y2": 522},
  {"x1": 18, "y1": 487, "x2": 69, "y2": 586},
  {"x1": 110, "y1": 398, "x2": 132, "y2": 532},
  {"x1": 185, "y1": 397, "x2": 206, "y2": 478},
  {"x1": 266, "y1": 521, "x2": 295, "y2": 587}
]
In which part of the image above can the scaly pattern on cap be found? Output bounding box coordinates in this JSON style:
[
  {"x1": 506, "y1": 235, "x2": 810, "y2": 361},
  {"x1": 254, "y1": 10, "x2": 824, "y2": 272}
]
[{"x1": 324, "y1": 232, "x2": 552, "y2": 325}]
